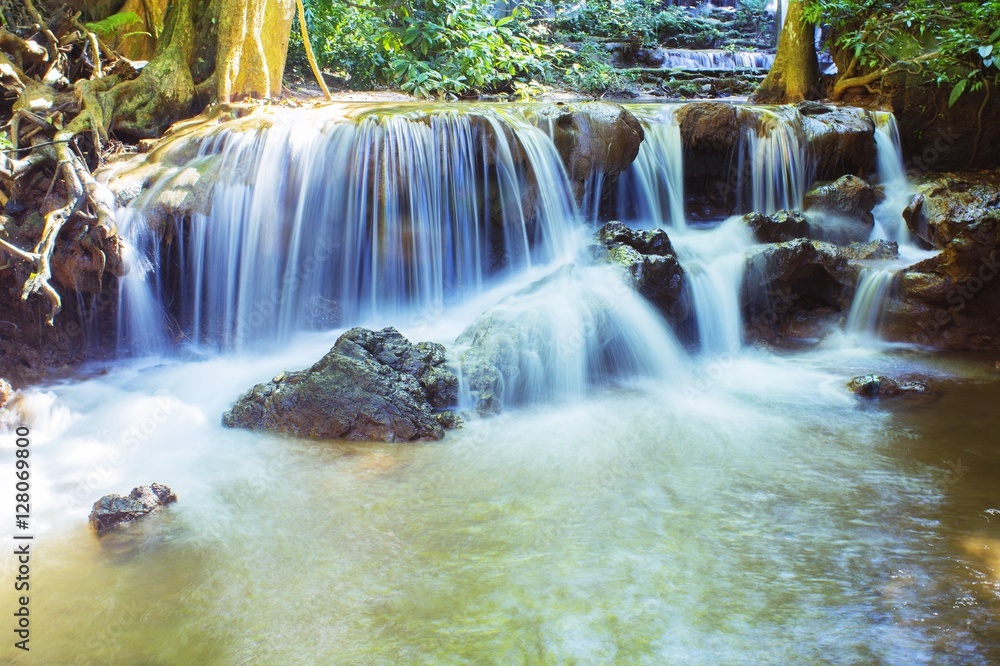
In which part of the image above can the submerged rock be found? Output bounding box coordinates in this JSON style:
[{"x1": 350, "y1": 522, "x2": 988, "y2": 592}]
[
  {"x1": 803, "y1": 175, "x2": 877, "y2": 226},
  {"x1": 742, "y1": 210, "x2": 811, "y2": 243},
  {"x1": 847, "y1": 374, "x2": 929, "y2": 398},
  {"x1": 89, "y1": 483, "x2": 177, "y2": 534},
  {"x1": 589, "y1": 221, "x2": 689, "y2": 323},
  {"x1": 223, "y1": 327, "x2": 459, "y2": 442}
]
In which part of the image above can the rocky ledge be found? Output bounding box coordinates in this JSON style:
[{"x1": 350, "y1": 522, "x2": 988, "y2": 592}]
[
  {"x1": 223, "y1": 327, "x2": 460, "y2": 442},
  {"x1": 89, "y1": 483, "x2": 177, "y2": 534}
]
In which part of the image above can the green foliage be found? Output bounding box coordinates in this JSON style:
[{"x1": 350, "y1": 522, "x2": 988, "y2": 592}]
[
  {"x1": 805, "y1": 0, "x2": 1000, "y2": 104},
  {"x1": 383, "y1": 1, "x2": 555, "y2": 97}
]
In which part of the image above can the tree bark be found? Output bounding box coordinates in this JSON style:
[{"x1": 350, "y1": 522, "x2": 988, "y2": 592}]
[
  {"x1": 751, "y1": 0, "x2": 818, "y2": 104},
  {"x1": 216, "y1": 0, "x2": 295, "y2": 101}
]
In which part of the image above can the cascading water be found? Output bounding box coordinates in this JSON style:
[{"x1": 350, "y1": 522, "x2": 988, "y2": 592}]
[
  {"x1": 736, "y1": 105, "x2": 809, "y2": 215},
  {"x1": 616, "y1": 105, "x2": 686, "y2": 229},
  {"x1": 649, "y1": 48, "x2": 775, "y2": 71},
  {"x1": 113, "y1": 105, "x2": 579, "y2": 352},
  {"x1": 844, "y1": 267, "x2": 896, "y2": 341},
  {"x1": 672, "y1": 219, "x2": 755, "y2": 354},
  {"x1": 869, "y1": 111, "x2": 914, "y2": 249}
]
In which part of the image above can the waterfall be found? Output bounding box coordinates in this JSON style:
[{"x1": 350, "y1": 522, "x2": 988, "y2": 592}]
[
  {"x1": 869, "y1": 111, "x2": 913, "y2": 248},
  {"x1": 672, "y1": 218, "x2": 755, "y2": 354},
  {"x1": 650, "y1": 49, "x2": 775, "y2": 71},
  {"x1": 617, "y1": 105, "x2": 687, "y2": 229},
  {"x1": 844, "y1": 267, "x2": 896, "y2": 342},
  {"x1": 736, "y1": 105, "x2": 808, "y2": 215},
  {"x1": 114, "y1": 105, "x2": 579, "y2": 352}
]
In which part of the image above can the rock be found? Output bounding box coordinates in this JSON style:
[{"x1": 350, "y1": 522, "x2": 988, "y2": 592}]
[
  {"x1": 803, "y1": 175, "x2": 878, "y2": 226},
  {"x1": 847, "y1": 374, "x2": 929, "y2": 398},
  {"x1": 533, "y1": 103, "x2": 645, "y2": 206},
  {"x1": 881, "y1": 170, "x2": 1000, "y2": 350},
  {"x1": 0, "y1": 378, "x2": 11, "y2": 409},
  {"x1": 223, "y1": 327, "x2": 459, "y2": 442},
  {"x1": 742, "y1": 210, "x2": 811, "y2": 243},
  {"x1": 676, "y1": 102, "x2": 743, "y2": 155},
  {"x1": 743, "y1": 239, "x2": 859, "y2": 341},
  {"x1": 89, "y1": 483, "x2": 177, "y2": 534},
  {"x1": 799, "y1": 106, "x2": 877, "y2": 180},
  {"x1": 588, "y1": 221, "x2": 689, "y2": 323},
  {"x1": 843, "y1": 240, "x2": 899, "y2": 261},
  {"x1": 886, "y1": 70, "x2": 1000, "y2": 171}
]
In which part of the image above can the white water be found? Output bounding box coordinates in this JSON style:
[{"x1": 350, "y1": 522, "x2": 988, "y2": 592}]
[
  {"x1": 113, "y1": 106, "x2": 578, "y2": 353},
  {"x1": 737, "y1": 105, "x2": 809, "y2": 215},
  {"x1": 844, "y1": 267, "x2": 896, "y2": 342},
  {"x1": 618, "y1": 105, "x2": 687, "y2": 229},
  {"x1": 4, "y1": 101, "x2": 1000, "y2": 663},
  {"x1": 650, "y1": 48, "x2": 775, "y2": 71},
  {"x1": 672, "y1": 219, "x2": 755, "y2": 354}
]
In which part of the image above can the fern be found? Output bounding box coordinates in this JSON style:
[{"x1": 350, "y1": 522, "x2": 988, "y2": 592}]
[{"x1": 85, "y1": 11, "x2": 142, "y2": 38}]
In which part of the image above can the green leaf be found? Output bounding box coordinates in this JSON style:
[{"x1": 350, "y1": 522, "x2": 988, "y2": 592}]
[{"x1": 949, "y1": 79, "x2": 967, "y2": 107}]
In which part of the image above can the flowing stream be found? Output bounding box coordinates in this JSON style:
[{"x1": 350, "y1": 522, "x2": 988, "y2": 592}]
[{"x1": 2, "y1": 101, "x2": 998, "y2": 664}]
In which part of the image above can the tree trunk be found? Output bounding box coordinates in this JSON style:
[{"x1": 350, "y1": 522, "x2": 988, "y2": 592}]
[
  {"x1": 752, "y1": 0, "x2": 818, "y2": 104},
  {"x1": 216, "y1": 0, "x2": 295, "y2": 101},
  {"x1": 1, "y1": 0, "x2": 296, "y2": 324}
]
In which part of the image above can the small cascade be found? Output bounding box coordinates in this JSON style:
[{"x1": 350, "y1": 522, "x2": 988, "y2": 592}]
[
  {"x1": 113, "y1": 105, "x2": 579, "y2": 352},
  {"x1": 869, "y1": 111, "x2": 913, "y2": 248},
  {"x1": 672, "y1": 219, "x2": 755, "y2": 354},
  {"x1": 736, "y1": 105, "x2": 808, "y2": 215},
  {"x1": 844, "y1": 268, "x2": 896, "y2": 343},
  {"x1": 457, "y1": 264, "x2": 689, "y2": 410},
  {"x1": 649, "y1": 48, "x2": 775, "y2": 71},
  {"x1": 617, "y1": 105, "x2": 686, "y2": 229}
]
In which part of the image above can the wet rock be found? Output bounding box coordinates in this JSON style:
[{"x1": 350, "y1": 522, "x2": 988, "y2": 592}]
[
  {"x1": 799, "y1": 106, "x2": 877, "y2": 180},
  {"x1": 589, "y1": 221, "x2": 689, "y2": 323},
  {"x1": 742, "y1": 210, "x2": 811, "y2": 243},
  {"x1": 534, "y1": 103, "x2": 645, "y2": 206},
  {"x1": 803, "y1": 175, "x2": 878, "y2": 226},
  {"x1": 676, "y1": 102, "x2": 743, "y2": 154},
  {"x1": 223, "y1": 327, "x2": 459, "y2": 442},
  {"x1": 881, "y1": 170, "x2": 1000, "y2": 350},
  {"x1": 743, "y1": 239, "x2": 859, "y2": 341},
  {"x1": 89, "y1": 483, "x2": 177, "y2": 534},
  {"x1": 843, "y1": 240, "x2": 899, "y2": 261},
  {"x1": 847, "y1": 374, "x2": 929, "y2": 398}
]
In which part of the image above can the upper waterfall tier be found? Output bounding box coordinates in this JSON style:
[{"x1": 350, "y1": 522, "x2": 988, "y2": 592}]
[{"x1": 100, "y1": 101, "x2": 890, "y2": 353}]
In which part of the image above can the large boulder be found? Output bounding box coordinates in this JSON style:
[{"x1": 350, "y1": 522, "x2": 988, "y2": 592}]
[
  {"x1": 883, "y1": 170, "x2": 1000, "y2": 350},
  {"x1": 588, "y1": 221, "x2": 689, "y2": 324},
  {"x1": 533, "y1": 103, "x2": 645, "y2": 206},
  {"x1": 223, "y1": 327, "x2": 459, "y2": 442},
  {"x1": 798, "y1": 103, "x2": 877, "y2": 180},
  {"x1": 741, "y1": 210, "x2": 811, "y2": 243},
  {"x1": 803, "y1": 174, "x2": 878, "y2": 226},
  {"x1": 742, "y1": 239, "x2": 859, "y2": 341},
  {"x1": 89, "y1": 483, "x2": 177, "y2": 534}
]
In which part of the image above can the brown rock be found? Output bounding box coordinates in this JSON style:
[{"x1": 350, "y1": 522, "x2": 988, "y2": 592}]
[
  {"x1": 803, "y1": 175, "x2": 878, "y2": 226},
  {"x1": 89, "y1": 483, "x2": 178, "y2": 534}
]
